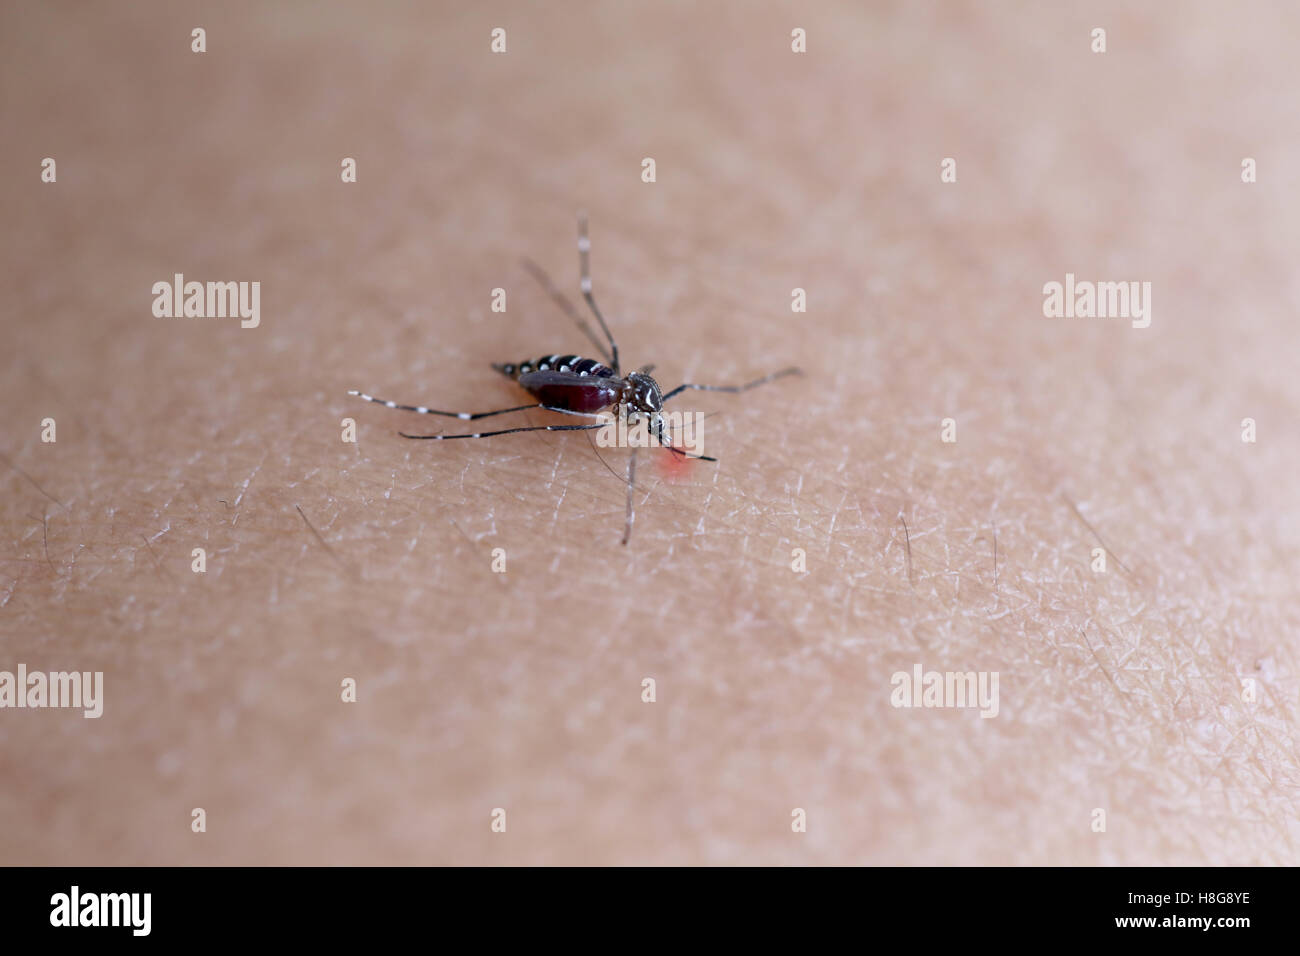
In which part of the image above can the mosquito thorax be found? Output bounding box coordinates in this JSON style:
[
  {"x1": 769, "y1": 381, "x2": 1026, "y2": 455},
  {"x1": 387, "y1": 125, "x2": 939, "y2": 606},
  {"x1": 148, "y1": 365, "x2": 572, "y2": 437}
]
[{"x1": 622, "y1": 371, "x2": 663, "y2": 416}]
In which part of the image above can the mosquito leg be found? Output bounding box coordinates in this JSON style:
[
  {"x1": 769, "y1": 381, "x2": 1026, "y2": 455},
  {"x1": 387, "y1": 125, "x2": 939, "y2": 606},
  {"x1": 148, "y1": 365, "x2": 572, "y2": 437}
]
[
  {"x1": 577, "y1": 213, "x2": 620, "y2": 374},
  {"x1": 348, "y1": 390, "x2": 565, "y2": 421},
  {"x1": 539, "y1": 406, "x2": 609, "y2": 419},
  {"x1": 660, "y1": 366, "x2": 803, "y2": 403},
  {"x1": 398, "y1": 422, "x2": 609, "y2": 441},
  {"x1": 519, "y1": 257, "x2": 613, "y2": 366},
  {"x1": 621, "y1": 448, "x2": 638, "y2": 546}
]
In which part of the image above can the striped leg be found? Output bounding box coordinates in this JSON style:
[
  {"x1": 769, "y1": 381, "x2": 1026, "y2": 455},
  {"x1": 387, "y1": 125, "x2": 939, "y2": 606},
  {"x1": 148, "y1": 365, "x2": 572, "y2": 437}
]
[
  {"x1": 621, "y1": 448, "x2": 638, "y2": 546},
  {"x1": 399, "y1": 421, "x2": 609, "y2": 441},
  {"x1": 660, "y1": 367, "x2": 803, "y2": 403},
  {"x1": 349, "y1": 389, "x2": 576, "y2": 422},
  {"x1": 577, "y1": 214, "x2": 620, "y2": 374}
]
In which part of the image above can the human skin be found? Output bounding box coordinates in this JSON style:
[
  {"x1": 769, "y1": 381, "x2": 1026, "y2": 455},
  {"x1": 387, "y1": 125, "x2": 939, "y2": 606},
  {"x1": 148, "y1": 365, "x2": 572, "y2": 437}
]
[{"x1": 1, "y1": 2, "x2": 1297, "y2": 865}]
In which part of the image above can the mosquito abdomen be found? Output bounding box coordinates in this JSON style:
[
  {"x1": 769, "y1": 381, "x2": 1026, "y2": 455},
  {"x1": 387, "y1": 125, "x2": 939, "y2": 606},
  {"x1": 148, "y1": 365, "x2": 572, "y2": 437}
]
[{"x1": 494, "y1": 354, "x2": 614, "y2": 379}]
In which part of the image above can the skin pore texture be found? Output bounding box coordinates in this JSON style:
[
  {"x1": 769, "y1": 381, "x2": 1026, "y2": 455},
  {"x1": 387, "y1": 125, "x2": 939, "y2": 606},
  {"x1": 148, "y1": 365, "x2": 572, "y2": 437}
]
[{"x1": 1, "y1": 2, "x2": 1297, "y2": 865}]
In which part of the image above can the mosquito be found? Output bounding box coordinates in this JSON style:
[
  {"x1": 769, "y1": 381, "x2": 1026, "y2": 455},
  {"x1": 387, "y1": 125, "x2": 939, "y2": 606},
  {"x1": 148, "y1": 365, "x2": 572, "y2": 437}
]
[{"x1": 349, "y1": 215, "x2": 801, "y2": 544}]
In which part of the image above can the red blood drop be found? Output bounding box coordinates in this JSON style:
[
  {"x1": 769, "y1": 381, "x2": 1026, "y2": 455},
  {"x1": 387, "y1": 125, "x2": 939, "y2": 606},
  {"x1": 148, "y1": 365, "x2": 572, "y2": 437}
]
[{"x1": 655, "y1": 448, "x2": 695, "y2": 482}]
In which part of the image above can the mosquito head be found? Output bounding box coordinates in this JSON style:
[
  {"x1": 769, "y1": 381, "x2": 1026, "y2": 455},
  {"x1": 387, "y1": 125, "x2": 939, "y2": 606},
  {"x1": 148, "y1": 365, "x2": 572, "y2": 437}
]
[{"x1": 621, "y1": 371, "x2": 668, "y2": 447}]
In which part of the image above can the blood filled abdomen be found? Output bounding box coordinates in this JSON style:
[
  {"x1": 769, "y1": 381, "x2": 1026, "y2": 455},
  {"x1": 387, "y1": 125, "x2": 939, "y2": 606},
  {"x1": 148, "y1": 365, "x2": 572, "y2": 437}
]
[
  {"x1": 529, "y1": 380, "x2": 619, "y2": 412},
  {"x1": 500, "y1": 355, "x2": 620, "y2": 413}
]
